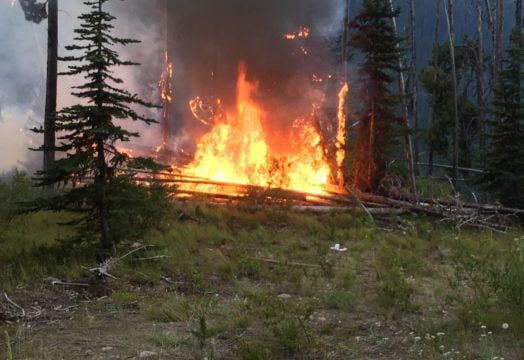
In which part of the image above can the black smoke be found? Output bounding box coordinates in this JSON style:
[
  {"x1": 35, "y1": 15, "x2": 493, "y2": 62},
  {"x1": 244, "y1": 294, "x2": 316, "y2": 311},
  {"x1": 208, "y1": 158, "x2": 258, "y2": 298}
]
[{"x1": 165, "y1": 0, "x2": 345, "y2": 138}]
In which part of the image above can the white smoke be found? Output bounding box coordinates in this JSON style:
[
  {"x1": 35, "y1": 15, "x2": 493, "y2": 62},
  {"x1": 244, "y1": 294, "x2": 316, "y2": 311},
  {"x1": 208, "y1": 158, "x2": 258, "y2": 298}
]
[{"x1": 0, "y1": 0, "x2": 165, "y2": 172}]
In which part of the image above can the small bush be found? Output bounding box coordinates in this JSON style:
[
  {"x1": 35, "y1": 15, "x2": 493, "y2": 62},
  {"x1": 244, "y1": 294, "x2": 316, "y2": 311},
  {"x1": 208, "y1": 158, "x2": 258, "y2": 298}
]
[
  {"x1": 272, "y1": 319, "x2": 303, "y2": 354},
  {"x1": 144, "y1": 296, "x2": 193, "y2": 322},
  {"x1": 237, "y1": 341, "x2": 271, "y2": 360},
  {"x1": 377, "y1": 269, "x2": 415, "y2": 315},
  {"x1": 0, "y1": 169, "x2": 37, "y2": 227},
  {"x1": 322, "y1": 290, "x2": 354, "y2": 310},
  {"x1": 489, "y1": 236, "x2": 524, "y2": 320},
  {"x1": 147, "y1": 331, "x2": 185, "y2": 348}
]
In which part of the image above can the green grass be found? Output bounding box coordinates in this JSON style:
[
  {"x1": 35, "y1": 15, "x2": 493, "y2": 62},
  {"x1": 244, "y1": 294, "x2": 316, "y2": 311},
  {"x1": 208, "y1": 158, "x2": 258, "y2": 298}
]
[{"x1": 0, "y1": 195, "x2": 523, "y2": 359}]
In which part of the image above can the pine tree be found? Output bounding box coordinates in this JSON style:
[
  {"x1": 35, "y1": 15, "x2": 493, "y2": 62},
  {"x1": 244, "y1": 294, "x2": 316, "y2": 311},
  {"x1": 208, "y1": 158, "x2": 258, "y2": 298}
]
[
  {"x1": 347, "y1": 0, "x2": 403, "y2": 193},
  {"x1": 482, "y1": 26, "x2": 524, "y2": 209},
  {"x1": 33, "y1": 0, "x2": 160, "y2": 250}
]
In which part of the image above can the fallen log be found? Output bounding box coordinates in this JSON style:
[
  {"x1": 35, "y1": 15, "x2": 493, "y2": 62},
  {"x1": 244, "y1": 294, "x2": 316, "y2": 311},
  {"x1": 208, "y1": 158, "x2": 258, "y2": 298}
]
[{"x1": 358, "y1": 192, "x2": 444, "y2": 216}]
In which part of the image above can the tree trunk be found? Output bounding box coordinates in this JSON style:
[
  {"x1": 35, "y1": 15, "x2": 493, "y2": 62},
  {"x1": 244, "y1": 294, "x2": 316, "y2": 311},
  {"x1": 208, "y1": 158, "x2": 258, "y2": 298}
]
[
  {"x1": 389, "y1": 0, "x2": 418, "y2": 198},
  {"x1": 476, "y1": 0, "x2": 486, "y2": 165},
  {"x1": 43, "y1": 0, "x2": 57, "y2": 174},
  {"x1": 516, "y1": 0, "x2": 522, "y2": 122},
  {"x1": 444, "y1": 0, "x2": 460, "y2": 188},
  {"x1": 493, "y1": 0, "x2": 504, "y2": 87},
  {"x1": 95, "y1": 0, "x2": 112, "y2": 252},
  {"x1": 407, "y1": 0, "x2": 418, "y2": 167},
  {"x1": 96, "y1": 139, "x2": 112, "y2": 251},
  {"x1": 429, "y1": 0, "x2": 442, "y2": 176}
]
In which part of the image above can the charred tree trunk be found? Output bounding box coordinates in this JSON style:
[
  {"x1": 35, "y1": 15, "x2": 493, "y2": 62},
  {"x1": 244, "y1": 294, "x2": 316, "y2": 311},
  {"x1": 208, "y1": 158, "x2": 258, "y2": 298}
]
[
  {"x1": 389, "y1": 0, "x2": 417, "y2": 198},
  {"x1": 444, "y1": 0, "x2": 460, "y2": 188},
  {"x1": 43, "y1": 0, "x2": 58, "y2": 174},
  {"x1": 342, "y1": 0, "x2": 351, "y2": 77}
]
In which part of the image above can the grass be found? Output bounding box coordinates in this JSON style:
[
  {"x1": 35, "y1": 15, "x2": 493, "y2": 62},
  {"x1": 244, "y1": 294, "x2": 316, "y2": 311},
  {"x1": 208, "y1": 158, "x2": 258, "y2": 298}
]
[{"x1": 0, "y1": 183, "x2": 523, "y2": 358}]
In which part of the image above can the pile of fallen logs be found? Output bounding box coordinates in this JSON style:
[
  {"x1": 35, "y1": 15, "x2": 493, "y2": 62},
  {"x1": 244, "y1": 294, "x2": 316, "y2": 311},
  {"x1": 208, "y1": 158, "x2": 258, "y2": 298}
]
[{"x1": 128, "y1": 169, "x2": 523, "y2": 233}]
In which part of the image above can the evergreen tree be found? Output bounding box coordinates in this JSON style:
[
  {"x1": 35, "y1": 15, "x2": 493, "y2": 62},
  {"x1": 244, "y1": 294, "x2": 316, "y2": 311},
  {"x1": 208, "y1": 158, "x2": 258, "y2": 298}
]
[
  {"x1": 482, "y1": 26, "x2": 524, "y2": 209},
  {"x1": 347, "y1": 0, "x2": 403, "y2": 192},
  {"x1": 420, "y1": 41, "x2": 481, "y2": 169},
  {"x1": 32, "y1": 0, "x2": 161, "y2": 250}
]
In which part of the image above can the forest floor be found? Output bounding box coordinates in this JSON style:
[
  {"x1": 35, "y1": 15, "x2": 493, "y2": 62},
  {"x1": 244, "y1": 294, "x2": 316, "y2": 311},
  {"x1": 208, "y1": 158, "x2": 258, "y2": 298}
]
[{"x1": 0, "y1": 202, "x2": 523, "y2": 359}]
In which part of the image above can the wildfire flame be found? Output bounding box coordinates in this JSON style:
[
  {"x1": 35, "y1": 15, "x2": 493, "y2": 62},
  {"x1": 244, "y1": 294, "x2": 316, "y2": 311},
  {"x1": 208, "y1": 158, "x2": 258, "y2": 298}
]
[
  {"x1": 179, "y1": 62, "x2": 334, "y2": 195},
  {"x1": 159, "y1": 51, "x2": 173, "y2": 103},
  {"x1": 336, "y1": 82, "x2": 349, "y2": 184},
  {"x1": 158, "y1": 50, "x2": 173, "y2": 151}
]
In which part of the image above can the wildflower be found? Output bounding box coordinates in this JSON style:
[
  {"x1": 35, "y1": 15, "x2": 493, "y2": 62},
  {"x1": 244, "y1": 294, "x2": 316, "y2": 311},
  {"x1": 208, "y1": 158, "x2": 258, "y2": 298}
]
[
  {"x1": 414, "y1": 336, "x2": 421, "y2": 342},
  {"x1": 481, "y1": 325, "x2": 487, "y2": 330},
  {"x1": 502, "y1": 323, "x2": 509, "y2": 330},
  {"x1": 488, "y1": 331, "x2": 493, "y2": 335},
  {"x1": 436, "y1": 332, "x2": 445, "y2": 337}
]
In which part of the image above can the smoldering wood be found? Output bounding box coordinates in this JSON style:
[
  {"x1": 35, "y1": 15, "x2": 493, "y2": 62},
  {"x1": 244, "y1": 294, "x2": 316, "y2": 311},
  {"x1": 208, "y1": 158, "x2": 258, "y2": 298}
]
[{"x1": 127, "y1": 169, "x2": 522, "y2": 233}]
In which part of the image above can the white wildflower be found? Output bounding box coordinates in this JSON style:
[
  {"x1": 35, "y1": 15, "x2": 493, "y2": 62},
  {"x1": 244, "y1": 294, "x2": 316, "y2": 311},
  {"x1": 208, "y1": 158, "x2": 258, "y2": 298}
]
[{"x1": 502, "y1": 323, "x2": 509, "y2": 330}]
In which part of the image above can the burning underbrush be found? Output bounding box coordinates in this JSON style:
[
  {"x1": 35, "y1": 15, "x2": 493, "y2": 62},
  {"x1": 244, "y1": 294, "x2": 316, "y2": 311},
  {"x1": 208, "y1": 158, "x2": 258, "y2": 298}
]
[{"x1": 129, "y1": 60, "x2": 349, "y2": 201}]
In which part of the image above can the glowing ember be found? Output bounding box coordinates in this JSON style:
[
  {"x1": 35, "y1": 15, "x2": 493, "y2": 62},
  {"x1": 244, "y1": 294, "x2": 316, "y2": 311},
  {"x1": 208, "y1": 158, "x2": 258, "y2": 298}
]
[
  {"x1": 158, "y1": 50, "x2": 173, "y2": 147},
  {"x1": 283, "y1": 26, "x2": 310, "y2": 40},
  {"x1": 180, "y1": 62, "x2": 332, "y2": 195},
  {"x1": 159, "y1": 51, "x2": 173, "y2": 103}
]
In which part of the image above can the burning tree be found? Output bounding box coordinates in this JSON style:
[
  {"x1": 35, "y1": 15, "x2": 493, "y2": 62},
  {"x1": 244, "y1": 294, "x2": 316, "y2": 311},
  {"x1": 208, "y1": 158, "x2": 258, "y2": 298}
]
[
  {"x1": 32, "y1": 0, "x2": 160, "y2": 251},
  {"x1": 347, "y1": 0, "x2": 404, "y2": 193}
]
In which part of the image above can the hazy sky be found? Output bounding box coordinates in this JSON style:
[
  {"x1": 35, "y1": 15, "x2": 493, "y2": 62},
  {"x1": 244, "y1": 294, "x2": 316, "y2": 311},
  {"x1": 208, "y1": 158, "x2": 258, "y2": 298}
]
[{"x1": 0, "y1": 0, "x2": 164, "y2": 172}]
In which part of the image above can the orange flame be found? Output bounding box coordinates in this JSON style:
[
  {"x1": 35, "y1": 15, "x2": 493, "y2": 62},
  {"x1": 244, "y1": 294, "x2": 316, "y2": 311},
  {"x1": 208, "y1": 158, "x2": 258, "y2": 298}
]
[
  {"x1": 336, "y1": 82, "x2": 349, "y2": 184},
  {"x1": 180, "y1": 63, "x2": 332, "y2": 195},
  {"x1": 159, "y1": 50, "x2": 173, "y2": 103}
]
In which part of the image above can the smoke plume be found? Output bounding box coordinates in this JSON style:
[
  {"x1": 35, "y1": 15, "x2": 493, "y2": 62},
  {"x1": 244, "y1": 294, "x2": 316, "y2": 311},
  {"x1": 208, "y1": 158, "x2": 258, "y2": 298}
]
[{"x1": 0, "y1": 0, "x2": 345, "y2": 172}]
